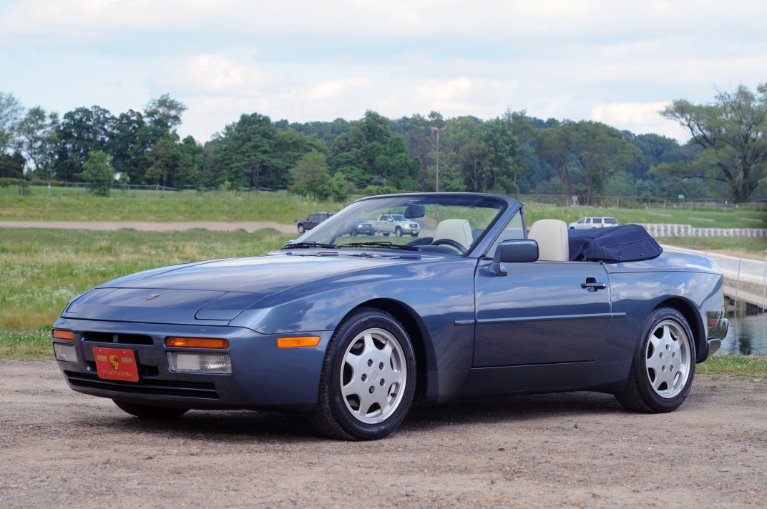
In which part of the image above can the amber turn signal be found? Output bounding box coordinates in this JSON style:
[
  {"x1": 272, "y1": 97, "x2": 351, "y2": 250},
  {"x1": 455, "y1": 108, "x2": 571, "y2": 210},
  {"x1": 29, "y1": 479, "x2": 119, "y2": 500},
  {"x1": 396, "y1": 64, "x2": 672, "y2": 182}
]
[
  {"x1": 276, "y1": 336, "x2": 321, "y2": 348},
  {"x1": 165, "y1": 337, "x2": 229, "y2": 349},
  {"x1": 52, "y1": 329, "x2": 76, "y2": 341}
]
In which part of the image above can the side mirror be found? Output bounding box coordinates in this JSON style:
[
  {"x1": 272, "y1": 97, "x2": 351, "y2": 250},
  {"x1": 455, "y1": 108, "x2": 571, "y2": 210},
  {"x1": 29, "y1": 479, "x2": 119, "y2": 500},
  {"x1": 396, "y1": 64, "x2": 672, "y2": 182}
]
[
  {"x1": 491, "y1": 240, "x2": 539, "y2": 276},
  {"x1": 404, "y1": 204, "x2": 425, "y2": 219}
]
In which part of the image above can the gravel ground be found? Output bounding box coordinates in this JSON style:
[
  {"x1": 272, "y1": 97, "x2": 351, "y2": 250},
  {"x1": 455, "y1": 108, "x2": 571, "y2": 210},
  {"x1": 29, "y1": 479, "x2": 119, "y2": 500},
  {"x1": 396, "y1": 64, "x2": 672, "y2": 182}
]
[{"x1": 1, "y1": 361, "x2": 765, "y2": 508}]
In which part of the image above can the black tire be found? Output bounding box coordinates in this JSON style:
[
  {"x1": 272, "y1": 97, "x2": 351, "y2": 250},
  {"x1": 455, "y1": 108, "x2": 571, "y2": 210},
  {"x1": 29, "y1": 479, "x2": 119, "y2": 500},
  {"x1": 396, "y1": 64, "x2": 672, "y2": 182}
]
[
  {"x1": 313, "y1": 308, "x2": 416, "y2": 440},
  {"x1": 297, "y1": 224, "x2": 305, "y2": 234},
  {"x1": 113, "y1": 400, "x2": 189, "y2": 419},
  {"x1": 615, "y1": 307, "x2": 696, "y2": 413}
]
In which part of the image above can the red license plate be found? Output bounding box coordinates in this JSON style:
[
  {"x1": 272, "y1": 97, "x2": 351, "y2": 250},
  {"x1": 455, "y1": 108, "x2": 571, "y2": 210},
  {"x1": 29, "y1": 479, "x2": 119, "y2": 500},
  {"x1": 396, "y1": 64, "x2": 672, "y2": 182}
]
[{"x1": 93, "y1": 347, "x2": 139, "y2": 382}]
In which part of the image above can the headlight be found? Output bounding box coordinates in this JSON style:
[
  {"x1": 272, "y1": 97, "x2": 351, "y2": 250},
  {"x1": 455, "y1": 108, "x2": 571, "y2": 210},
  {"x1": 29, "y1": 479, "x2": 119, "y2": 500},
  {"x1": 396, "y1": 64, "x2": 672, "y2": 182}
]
[
  {"x1": 167, "y1": 352, "x2": 232, "y2": 374},
  {"x1": 54, "y1": 343, "x2": 78, "y2": 363}
]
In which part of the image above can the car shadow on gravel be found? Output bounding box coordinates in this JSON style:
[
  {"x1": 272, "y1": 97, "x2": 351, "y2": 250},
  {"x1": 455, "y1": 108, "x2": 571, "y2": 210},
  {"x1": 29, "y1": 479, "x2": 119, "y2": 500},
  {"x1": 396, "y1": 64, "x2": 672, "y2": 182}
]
[
  {"x1": 403, "y1": 391, "x2": 623, "y2": 432},
  {"x1": 77, "y1": 391, "x2": 624, "y2": 441}
]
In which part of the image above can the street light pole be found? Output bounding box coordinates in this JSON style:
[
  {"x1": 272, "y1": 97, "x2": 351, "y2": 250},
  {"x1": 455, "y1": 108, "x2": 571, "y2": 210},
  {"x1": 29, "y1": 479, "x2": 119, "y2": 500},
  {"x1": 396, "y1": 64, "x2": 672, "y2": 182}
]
[{"x1": 431, "y1": 126, "x2": 446, "y2": 192}]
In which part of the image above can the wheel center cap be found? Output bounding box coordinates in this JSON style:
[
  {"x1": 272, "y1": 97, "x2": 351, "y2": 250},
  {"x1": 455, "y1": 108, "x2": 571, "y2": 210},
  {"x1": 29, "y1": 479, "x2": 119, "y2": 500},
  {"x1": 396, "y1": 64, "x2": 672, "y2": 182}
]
[{"x1": 369, "y1": 371, "x2": 379, "y2": 382}]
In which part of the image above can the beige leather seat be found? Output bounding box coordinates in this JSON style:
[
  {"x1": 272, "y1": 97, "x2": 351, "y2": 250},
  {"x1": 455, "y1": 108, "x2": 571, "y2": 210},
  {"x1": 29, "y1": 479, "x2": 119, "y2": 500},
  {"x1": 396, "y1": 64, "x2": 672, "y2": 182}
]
[
  {"x1": 433, "y1": 219, "x2": 473, "y2": 251},
  {"x1": 528, "y1": 219, "x2": 569, "y2": 261}
]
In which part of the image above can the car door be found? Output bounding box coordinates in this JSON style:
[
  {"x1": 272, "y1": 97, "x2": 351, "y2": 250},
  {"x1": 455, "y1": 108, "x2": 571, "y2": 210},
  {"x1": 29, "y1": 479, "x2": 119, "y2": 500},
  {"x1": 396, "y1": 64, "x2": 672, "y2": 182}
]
[{"x1": 473, "y1": 259, "x2": 612, "y2": 367}]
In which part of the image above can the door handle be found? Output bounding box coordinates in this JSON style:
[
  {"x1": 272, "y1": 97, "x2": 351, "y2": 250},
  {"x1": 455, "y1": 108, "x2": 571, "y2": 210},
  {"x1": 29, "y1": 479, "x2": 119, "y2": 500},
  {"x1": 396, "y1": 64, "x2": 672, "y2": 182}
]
[{"x1": 581, "y1": 277, "x2": 606, "y2": 291}]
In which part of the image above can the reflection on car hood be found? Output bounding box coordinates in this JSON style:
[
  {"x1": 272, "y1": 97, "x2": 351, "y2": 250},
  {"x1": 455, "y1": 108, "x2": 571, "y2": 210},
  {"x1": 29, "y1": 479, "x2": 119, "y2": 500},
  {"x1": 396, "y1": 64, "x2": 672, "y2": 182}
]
[{"x1": 62, "y1": 253, "x2": 407, "y2": 325}]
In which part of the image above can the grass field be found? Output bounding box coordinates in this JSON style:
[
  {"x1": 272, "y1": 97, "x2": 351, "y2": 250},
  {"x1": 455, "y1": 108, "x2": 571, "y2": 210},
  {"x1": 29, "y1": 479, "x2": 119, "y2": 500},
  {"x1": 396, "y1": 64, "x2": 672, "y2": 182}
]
[
  {"x1": 0, "y1": 228, "x2": 291, "y2": 331},
  {"x1": 0, "y1": 187, "x2": 343, "y2": 223},
  {"x1": 2, "y1": 185, "x2": 765, "y2": 229}
]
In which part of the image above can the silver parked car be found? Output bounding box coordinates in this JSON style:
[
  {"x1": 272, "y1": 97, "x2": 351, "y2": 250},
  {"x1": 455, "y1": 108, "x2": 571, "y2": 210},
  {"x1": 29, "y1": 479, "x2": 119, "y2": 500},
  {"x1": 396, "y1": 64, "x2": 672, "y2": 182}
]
[{"x1": 569, "y1": 216, "x2": 619, "y2": 229}]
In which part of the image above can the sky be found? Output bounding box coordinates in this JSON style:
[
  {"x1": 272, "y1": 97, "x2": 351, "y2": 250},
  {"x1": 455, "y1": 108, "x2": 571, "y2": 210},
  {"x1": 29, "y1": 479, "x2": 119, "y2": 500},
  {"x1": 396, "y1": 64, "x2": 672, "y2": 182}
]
[{"x1": 1, "y1": 0, "x2": 766, "y2": 144}]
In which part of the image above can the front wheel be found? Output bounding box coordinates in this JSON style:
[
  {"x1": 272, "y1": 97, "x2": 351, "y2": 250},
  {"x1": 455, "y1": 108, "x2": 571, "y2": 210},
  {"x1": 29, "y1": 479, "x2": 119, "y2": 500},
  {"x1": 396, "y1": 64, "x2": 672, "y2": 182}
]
[
  {"x1": 313, "y1": 308, "x2": 416, "y2": 440},
  {"x1": 113, "y1": 400, "x2": 189, "y2": 419},
  {"x1": 297, "y1": 224, "x2": 305, "y2": 234},
  {"x1": 615, "y1": 307, "x2": 696, "y2": 413}
]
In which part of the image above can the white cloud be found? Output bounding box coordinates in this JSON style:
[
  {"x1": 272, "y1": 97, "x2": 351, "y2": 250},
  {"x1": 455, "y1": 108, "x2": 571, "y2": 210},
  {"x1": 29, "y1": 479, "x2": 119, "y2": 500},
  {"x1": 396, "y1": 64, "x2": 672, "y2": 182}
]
[
  {"x1": 2, "y1": 0, "x2": 767, "y2": 145},
  {"x1": 591, "y1": 102, "x2": 689, "y2": 142},
  {"x1": 152, "y1": 54, "x2": 263, "y2": 96},
  {"x1": 4, "y1": 0, "x2": 766, "y2": 41},
  {"x1": 294, "y1": 77, "x2": 373, "y2": 102}
]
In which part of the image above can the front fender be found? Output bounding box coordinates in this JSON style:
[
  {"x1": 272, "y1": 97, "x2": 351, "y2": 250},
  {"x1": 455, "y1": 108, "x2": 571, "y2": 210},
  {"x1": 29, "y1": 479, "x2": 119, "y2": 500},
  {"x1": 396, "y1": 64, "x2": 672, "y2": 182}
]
[{"x1": 229, "y1": 258, "x2": 478, "y2": 400}]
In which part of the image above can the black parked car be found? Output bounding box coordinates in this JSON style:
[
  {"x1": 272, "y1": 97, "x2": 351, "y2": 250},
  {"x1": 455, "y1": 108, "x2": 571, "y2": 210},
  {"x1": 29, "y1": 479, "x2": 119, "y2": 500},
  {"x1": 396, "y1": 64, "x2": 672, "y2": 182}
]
[
  {"x1": 352, "y1": 221, "x2": 376, "y2": 236},
  {"x1": 296, "y1": 212, "x2": 333, "y2": 233}
]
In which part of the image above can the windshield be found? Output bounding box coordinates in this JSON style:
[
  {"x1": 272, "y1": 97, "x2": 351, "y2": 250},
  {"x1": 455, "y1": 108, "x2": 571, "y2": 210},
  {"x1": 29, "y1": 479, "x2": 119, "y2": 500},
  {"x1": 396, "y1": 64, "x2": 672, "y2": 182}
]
[{"x1": 290, "y1": 194, "x2": 506, "y2": 255}]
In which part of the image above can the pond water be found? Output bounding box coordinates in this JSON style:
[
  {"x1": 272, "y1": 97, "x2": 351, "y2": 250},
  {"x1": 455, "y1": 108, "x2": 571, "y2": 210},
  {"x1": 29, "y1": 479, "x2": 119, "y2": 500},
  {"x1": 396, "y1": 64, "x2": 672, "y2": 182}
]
[{"x1": 716, "y1": 313, "x2": 767, "y2": 356}]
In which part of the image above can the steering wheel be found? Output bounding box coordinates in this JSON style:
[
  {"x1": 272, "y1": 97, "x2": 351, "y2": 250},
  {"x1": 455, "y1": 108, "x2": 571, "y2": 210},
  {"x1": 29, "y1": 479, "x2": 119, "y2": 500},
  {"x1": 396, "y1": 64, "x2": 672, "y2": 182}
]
[{"x1": 431, "y1": 238, "x2": 467, "y2": 254}]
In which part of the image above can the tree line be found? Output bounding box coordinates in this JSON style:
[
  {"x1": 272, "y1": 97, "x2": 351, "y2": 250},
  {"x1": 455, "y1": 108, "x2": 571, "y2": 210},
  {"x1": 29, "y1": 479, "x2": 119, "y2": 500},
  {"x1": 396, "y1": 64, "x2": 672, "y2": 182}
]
[{"x1": 1, "y1": 83, "x2": 765, "y2": 202}]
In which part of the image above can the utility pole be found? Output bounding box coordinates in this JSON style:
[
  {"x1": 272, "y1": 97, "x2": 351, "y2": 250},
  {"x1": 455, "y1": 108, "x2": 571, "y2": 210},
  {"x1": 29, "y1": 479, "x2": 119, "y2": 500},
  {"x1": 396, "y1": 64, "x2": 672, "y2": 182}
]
[{"x1": 431, "y1": 126, "x2": 446, "y2": 192}]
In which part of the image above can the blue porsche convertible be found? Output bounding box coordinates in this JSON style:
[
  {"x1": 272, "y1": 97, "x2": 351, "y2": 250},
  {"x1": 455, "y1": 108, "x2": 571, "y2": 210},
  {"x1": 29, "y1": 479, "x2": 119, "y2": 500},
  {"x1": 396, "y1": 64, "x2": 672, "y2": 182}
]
[{"x1": 52, "y1": 193, "x2": 728, "y2": 440}]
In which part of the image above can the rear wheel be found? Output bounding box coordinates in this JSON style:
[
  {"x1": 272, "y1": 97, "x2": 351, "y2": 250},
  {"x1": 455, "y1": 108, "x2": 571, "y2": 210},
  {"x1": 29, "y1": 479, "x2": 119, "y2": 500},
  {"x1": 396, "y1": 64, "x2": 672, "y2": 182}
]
[
  {"x1": 297, "y1": 224, "x2": 305, "y2": 234},
  {"x1": 615, "y1": 307, "x2": 695, "y2": 413},
  {"x1": 313, "y1": 308, "x2": 416, "y2": 440},
  {"x1": 113, "y1": 400, "x2": 189, "y2": 419}
]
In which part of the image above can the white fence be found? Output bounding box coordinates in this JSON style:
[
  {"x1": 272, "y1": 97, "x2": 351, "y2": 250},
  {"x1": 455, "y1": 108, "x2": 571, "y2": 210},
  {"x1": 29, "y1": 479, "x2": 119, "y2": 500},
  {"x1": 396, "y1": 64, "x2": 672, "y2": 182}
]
[{"x1": 642, "y1": 224, "x2": 767, "y2": 238}]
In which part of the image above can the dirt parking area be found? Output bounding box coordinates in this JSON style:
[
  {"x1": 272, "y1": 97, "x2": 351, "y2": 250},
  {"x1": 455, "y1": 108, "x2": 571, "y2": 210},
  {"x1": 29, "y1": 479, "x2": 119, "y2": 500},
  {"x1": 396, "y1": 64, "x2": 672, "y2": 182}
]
[{"x1": 1, "y1": 361, "x2": 765, "y2": 508}]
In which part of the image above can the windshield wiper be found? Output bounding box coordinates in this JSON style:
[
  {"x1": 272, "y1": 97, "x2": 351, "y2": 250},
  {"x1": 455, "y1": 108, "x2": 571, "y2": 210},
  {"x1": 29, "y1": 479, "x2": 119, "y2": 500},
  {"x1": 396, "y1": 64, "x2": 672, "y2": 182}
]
[
  {"x1": 339, "y1": 241, "x2": 419, "y2": 251},
  {"x1": 281, "y1": 241, "x2": 337, "y2": 250}
]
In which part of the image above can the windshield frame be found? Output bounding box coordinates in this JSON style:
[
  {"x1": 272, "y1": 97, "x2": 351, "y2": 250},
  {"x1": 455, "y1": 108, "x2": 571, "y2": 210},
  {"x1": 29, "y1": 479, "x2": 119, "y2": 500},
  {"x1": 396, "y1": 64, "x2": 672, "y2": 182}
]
[{"x1": 291, "y1": 193, "x2": 513, "y2": 257}]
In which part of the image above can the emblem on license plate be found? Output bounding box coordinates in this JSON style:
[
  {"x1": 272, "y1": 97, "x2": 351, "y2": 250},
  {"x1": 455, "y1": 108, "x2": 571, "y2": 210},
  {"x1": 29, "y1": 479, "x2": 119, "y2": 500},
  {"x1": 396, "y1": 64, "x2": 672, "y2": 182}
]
[{"x1": 94, "y1": 347, "x2": 139, "y2": 382}]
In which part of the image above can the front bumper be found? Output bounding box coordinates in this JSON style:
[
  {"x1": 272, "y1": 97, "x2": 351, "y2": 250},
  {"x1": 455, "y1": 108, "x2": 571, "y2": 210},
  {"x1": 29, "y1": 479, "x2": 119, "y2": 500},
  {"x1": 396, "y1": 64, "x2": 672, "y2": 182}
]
[{"x1": 51, "y1": 318, "x2": 332, "y2": 413}]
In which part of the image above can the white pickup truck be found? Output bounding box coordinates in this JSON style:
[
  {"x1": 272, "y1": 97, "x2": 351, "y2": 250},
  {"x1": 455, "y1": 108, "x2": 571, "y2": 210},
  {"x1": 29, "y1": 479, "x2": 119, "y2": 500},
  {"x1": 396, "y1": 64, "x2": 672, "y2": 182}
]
[{"x1": 370, "y1": 213, "x2": 421, "y2": 237}]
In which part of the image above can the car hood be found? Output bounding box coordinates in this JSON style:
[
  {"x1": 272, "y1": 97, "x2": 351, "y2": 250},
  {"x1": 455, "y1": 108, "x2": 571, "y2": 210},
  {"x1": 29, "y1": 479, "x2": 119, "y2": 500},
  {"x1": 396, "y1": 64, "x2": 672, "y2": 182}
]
[{"x1": 63, "y1": 252, "x2": 410, "y2": 325}]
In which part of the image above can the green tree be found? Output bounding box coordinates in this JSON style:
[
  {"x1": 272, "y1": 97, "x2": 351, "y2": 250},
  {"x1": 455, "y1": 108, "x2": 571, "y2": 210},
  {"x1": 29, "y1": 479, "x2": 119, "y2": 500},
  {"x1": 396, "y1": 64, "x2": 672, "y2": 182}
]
[
  {"x1": 110, "y1": 109, "x2": 148, "y2": 185},
  {"x1": 0, "y1": 152, "x2": 25, "y2": 178},
  {"x1": 482, "y1": 112, "x2": 523, "y2": 193},
  {"x1": 329, "y1": 110, "x2": 418, "y2": 190},
  {"x1": 570, "y1": 122, "x2": 643, "y2": 201},
  {"x1": 204, "y1": 113, "x2": 282, "y2": 189},
  {"x1": 536, "y1": 121, "x2": 642, "y2": 201},
  {"x1": 0, "y1": 92, "x2": 23, "y2": 153},
  {"x1": 145, "y1": 94, "x2": 187, "y2": 131},
  {"x1": 662, "y1": 83, "x2": 767, "y2": 202},
  {"x1": 177, "y1": 136, "x2": 204, "y2": 188},
  {"x1": 536, "y1": 122, "x2": 576, "y2": 197},
  {"x1": 16, "y1": 107, "x2": 59, "y2": 179},
  {"x1": 79, "y1": 150, "x2": 114, "y2": 196},
  {"x1": 145, "y1": 133, "x2": 182, "y2": 187},
  {"x1": 290, "y1": 150, "x2": 347, "y2": 201},
  {"x1": 54, "y1": 106, "x2": 115, "y2": 181}
]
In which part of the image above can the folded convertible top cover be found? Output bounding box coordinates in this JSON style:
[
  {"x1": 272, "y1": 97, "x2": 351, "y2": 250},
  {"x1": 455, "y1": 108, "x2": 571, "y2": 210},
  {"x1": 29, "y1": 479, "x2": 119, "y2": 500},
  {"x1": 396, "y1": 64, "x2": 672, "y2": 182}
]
[{"x1": 568, "y1": 224, "x2": 662, "y2": 262}]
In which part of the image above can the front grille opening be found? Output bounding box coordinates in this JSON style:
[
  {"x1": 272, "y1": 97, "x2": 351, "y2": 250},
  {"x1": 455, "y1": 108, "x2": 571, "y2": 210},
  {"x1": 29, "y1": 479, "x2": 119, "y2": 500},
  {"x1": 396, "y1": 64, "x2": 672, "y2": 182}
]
[
  {"x1": 82, "y1": 332, "x2": 154, "y2": 345},
  {"x1": 64, "y1": 371, "x2": 219, "y2": 399}
]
